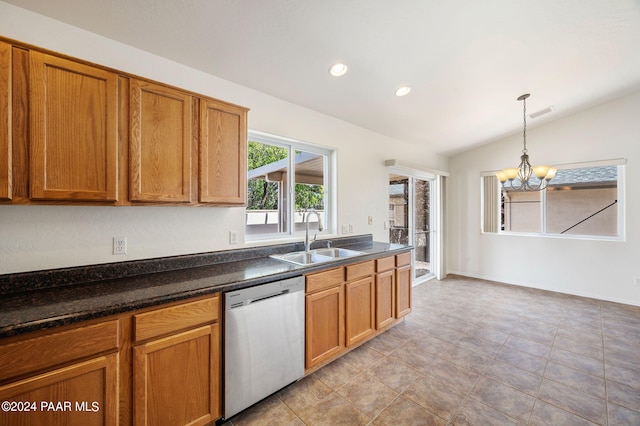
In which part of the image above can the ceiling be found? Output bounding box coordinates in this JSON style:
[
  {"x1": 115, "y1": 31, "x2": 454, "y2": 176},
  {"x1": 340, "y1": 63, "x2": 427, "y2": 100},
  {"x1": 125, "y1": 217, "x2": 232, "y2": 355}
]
[{"x1": 5, "y1": 0, "x2": 640, "y2": 155}]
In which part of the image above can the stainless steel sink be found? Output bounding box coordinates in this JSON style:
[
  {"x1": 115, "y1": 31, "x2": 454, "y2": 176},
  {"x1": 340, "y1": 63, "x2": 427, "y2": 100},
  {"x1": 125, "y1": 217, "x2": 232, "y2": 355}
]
[
  {"x1": 270, "y1": 251, "x2": 333, "y2": 265},
  {"x1": 311, "y1": 248, "x2": 365, "y2": 258},
  {"x1": 270, "y1": 248, "x2": 365, "y2": 266}
]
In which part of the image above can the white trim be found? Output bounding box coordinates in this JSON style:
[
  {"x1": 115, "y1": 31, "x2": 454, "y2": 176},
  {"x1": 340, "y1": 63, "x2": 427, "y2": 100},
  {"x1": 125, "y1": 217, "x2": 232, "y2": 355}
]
[{"x1": 385, "y1": 159, "x2": 450, "y2": 178}]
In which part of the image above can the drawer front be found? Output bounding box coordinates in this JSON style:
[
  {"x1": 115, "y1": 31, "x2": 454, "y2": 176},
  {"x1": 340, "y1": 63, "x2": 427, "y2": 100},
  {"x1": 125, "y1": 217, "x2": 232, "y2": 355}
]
[
  {"x1": 134, "y1": 295, "x2": 219, "y2": 342},
  {"x1": 396, "y1": 252, "x2": 411, "y2": 267},
  {"x1": 345, "y1": 260, "x2": 374, "y2": 282},
  {"x1": 376, "y1": 256, "x2": 395, "y2": 273},
  {"x1": 0, "y1": 320, "x2": 120, "y2": 382},
  {"x1": 306, "y1": 267, "x2": 344, "y2": 293}
]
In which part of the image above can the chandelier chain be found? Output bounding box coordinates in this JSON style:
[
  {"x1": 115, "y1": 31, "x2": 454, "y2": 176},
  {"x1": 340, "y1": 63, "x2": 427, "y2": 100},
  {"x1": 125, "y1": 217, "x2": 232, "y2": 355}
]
[{"x1": 522, "y1": 95, "x2": 527, "y2": 154}]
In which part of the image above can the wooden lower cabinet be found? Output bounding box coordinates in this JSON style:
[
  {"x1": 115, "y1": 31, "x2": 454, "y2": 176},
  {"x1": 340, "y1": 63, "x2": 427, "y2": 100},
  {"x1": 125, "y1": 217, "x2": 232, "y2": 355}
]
[
  {"x1": 375, "y1": 269, "x2": 396, "y2": 329},
  {"x1": 133, "y1": 324, "x2": 219, "y2": 426},
  {"x1": 132, "y1": 295, "x2": 221, "y2": 426},
  {"x1": 305, "y1": 285, "x2": 344, "y2": 369},
  {"x1": 0, "y1": 294, "x2": 222, "y2": 426},
  {"x1": 345, "y1": 276, "x2": 375, "y2": 346},
  {"x1": 0, "y1": 319, "x2": 120, "y2": 426},
  {"x1": 396, "y1": 264, "x2": 412, "y2": 318},
  {"x1": 395, "y1": 252, "x2": 412, "y2": 319},
  {"x1": 344, "y1": 261, "x2": 375, "y2": 347},
  {"x1": 0, "y1": 354, "x2": 119, "y2": 426}
]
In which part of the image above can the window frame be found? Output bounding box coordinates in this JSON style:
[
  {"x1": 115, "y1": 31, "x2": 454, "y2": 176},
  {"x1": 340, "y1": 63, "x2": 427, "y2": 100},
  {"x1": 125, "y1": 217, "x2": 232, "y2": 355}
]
[
  {"x1": 246, "y1": 130, "x2": 335, "y2": 242},
  {"x1": 481, "y1": 158, "x2": 626, "y2": 241}
]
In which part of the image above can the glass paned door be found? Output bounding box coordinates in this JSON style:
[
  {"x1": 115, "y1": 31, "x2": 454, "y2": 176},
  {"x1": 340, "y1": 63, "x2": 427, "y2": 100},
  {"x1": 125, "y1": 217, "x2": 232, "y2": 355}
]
[
  {"x1": 413, "y1": 178, "x2": 431, "y2": 281},
  {"x1": 389, "y1": 174, "x2": 436, "y2": 283}
]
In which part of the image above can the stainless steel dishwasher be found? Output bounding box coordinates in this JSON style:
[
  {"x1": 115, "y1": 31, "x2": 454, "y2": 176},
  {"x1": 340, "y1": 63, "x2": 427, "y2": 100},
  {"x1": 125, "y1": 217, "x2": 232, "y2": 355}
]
[{"x1": 224, "y1": 276, "x2": 305, "y2": 419}]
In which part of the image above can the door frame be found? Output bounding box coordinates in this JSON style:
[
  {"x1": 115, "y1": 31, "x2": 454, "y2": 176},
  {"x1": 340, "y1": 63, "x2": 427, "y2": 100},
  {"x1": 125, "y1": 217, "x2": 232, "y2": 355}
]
[{"x1": 387, "y1": 163, "x2": 446, "y2": 283}]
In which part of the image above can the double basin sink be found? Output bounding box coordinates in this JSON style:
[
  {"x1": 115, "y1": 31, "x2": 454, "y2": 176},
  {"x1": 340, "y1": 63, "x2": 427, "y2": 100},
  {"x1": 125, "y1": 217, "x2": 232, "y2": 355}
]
[{"x1": 270, "y1": 248, "x2": 365, "y2": 266}]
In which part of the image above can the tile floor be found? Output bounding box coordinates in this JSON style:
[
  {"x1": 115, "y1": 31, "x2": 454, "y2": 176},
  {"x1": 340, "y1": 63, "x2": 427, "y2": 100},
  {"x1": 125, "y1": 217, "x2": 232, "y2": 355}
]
[{"x1": 223, "y1": 275, "x2": 640, "y2": 425}]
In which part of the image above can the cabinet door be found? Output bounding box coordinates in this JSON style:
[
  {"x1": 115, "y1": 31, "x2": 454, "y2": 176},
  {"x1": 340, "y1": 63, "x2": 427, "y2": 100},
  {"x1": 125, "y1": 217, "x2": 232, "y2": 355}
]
[
  {"x1": 345, "y1": 275, "x2": 375, "y2": 347},
  {"x1": 375, "y1": 269, "x2": 395, "y2": 329},
  {"x1": 0, "y1": 41, "x2": 9, "y2": 200},
  {"x1": 305, "y1": 285, "x2": 344, "y2": 369},
  {"x1": 396, "y1": 264, "x2": 412, "y2": 318},
  {"x1": 0, "y1": 353, "x2": 118, "y2": 426},
  {"x1": 199, "y1": 98, "x2": 247, "y2": 204},
  {"x1": 30, "y1": 52, "x2": 118, "y2": 201},
  {"x1": 133, "y1": 324, "x2": 220, "y2": 426},
  {"x1": 130, "y1": 79, "x2": 192, "y2": 203}
]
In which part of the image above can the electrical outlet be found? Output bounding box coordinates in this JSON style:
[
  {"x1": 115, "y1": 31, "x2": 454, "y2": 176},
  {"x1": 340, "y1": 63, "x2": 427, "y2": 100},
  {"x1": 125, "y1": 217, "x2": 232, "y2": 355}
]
[
  {"x1": 348, "y1": 224, "x2": 353, "y2": 233},
  {"x1": 229, "y1": 230, "x2": 239, "y2": 244},
  {"x1": 113, "y1": 237, "x2": 127, "y2": 255},
  {"x1": 342, "y1": 224, "x2": 349, "y2": 234},
  {"x1": 635, "y1": 277, "x2": 640, "y2": 286},
  {"x1": 368, "y1": 216, "x2": 373, "y2": 225}
]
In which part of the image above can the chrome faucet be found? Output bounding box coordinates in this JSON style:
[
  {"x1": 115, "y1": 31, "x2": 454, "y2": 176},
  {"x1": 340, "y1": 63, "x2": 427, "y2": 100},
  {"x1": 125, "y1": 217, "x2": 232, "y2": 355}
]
[{"x1": 304, "y1": 210, "x2": 323, "y2": 253}]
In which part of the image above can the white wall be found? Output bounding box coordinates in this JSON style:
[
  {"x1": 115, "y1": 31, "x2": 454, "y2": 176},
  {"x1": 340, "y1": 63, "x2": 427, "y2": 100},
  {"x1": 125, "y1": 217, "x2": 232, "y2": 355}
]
[
  {"x1": 0, "y1": 2, "x2": 448, "y2": 274},
  {"x1": 448, "y1": 90, "x2": 640, "y2": 306}
]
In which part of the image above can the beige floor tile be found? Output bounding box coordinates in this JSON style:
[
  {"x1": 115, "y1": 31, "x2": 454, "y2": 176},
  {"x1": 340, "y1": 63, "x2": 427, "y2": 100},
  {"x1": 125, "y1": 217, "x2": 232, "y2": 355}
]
[
  {"x1": 608, "y1": 402, "x2": 640, "y2": 426},
  {"x1": 277, "y1": 375, "x2": 332, "y2": 413},
  {"x1": 402, "y1": 374, "x2": 465, "y2": 420},
  {"x1": 336, "y1": 372, "x2": 398, "y2": 418},
  {"x1": 451, "y1": 397, "x2": 522, "y2": 426},
  {"x1": 372, "y1": 395, "x2": 447, "y2": 426},
  {"x1": 313, "y1": 356, "x2": 362, "y2": 390},
  {"x1": 495, "y1": 345, "x2": 548, "y2": 376},
  {"x1": 469, "y1": 376, "x2": 535, "y2": 422},
  {"x1": 483, "y1": 361, "x2": 543, "y2": 397},
  {"x1": 544, "y1": 361, "x2": 606, "y2": 399},
  {"x1": 297, "y1": 392, "x2": 370, "y2": 426},
  {"x1": 529, "y1": 400, "x2": 598, "y2": 426},
  {"x1": 424, "y1": 357, "x2": 480, "y2": 394},
  {"x1": 228, "y1": 395, "x2": 301, "y2": 426},
  {"x1": 367, "y1": 356, "x2": 421, "y2": 392},
  {"x1": 537, "y1": 378, "x2": 607, "y2": 424}
]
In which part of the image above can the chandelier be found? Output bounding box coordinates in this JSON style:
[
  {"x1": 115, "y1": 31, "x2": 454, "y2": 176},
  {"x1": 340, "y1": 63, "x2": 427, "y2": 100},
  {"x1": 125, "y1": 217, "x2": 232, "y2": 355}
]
[{"x1": 496, "y1": 94, "x2": 556, "y2": 191}]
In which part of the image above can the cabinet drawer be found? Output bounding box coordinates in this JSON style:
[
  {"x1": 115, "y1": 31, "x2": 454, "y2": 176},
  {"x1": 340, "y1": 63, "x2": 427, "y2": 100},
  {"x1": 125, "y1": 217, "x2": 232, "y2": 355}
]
[
  {"x1": 376, "y1": 256, "x2": 395, "y2": 272},
  {"x1": 306, "y1": 267, "x2": 344, "y2": 293},
  {"x1": 396, "y1": 252, "x2": 411, "y2": 267},
  {"x1": 134, "y1": 296, "x2": 219, "y2": 342},
  {"x1": 0, "y1": 320, "x2": 120, "y2": 382},
  {"x1": 345, "y1": 260, "x2": 374, "y2": 281}
]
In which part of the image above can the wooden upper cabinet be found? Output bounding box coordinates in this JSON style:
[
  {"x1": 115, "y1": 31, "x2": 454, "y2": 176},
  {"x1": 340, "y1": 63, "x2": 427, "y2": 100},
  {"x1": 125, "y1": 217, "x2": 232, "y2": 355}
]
[
  {"x1": 129, "y1": 79, "x2": 192, "y2": 203},
  {"x1": 29, "y1": 51, "x2": 118, "y2": 202},
  {"x1": 199, "y1": 98, "x2": 247, "y2": 204},
  {"x1": 0, "y1": 41, "x2": 10, "y2": 201}
]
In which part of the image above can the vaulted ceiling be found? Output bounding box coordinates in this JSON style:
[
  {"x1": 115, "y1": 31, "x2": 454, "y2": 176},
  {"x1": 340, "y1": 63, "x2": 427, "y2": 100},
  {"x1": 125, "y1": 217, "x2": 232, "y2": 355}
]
[{"x1": 4, "y1": 0, "x2": 640, "y2": 155}]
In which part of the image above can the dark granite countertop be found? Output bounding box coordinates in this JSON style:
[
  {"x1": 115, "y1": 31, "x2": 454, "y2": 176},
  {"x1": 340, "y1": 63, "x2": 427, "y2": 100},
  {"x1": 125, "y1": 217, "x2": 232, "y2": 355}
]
[{"x1": 0, "y1": 235, "x2": 411, "y2": 339}]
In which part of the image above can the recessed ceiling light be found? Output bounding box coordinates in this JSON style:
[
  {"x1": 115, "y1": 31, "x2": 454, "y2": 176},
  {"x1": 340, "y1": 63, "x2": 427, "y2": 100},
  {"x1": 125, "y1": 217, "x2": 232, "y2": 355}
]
[
  {"x1": 395, "y1": 86, "x2": 411, "y2": 97},
  {"x1": 329, "y1": 63, "x2": 348, "y2": 77}
]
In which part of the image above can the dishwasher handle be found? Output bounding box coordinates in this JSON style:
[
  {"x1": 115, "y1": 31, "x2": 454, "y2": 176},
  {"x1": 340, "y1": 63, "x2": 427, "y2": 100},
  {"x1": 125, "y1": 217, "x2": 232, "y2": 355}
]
[
  {"x1": 225, "y1": 276, "x2": 305, "y2": 311},
  {"x1": 229, "y1": 289, "x2": 289, "y2": 309}
]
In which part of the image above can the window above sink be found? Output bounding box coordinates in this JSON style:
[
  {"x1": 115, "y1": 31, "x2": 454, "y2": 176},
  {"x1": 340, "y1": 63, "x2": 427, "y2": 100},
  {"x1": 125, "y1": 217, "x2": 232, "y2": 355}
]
[{"x1": 246, "y1": 131, "x2": 336, "y2": 242}]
